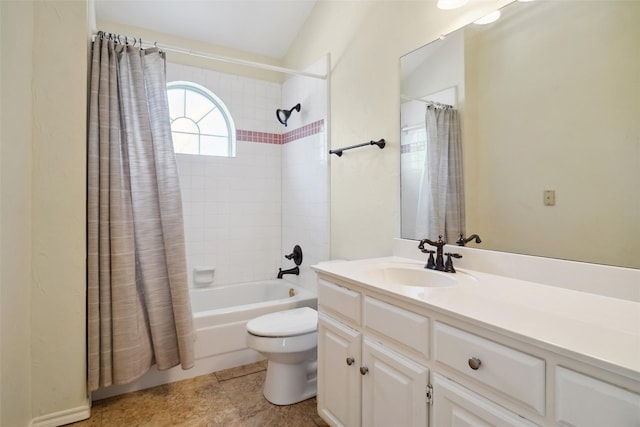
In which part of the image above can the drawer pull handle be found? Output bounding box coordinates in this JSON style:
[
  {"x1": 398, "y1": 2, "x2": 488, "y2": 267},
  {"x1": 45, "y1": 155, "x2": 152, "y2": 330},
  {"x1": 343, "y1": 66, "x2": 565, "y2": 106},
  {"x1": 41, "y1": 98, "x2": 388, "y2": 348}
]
[
  {"x1": 360, "y1": 366, "x2": 369, "y2": 375},
  {"x1": 468, "y1": 357, "x2": 482, "y2": 370},
  {"x1": 346, "y1": 357, "x2": 355, "y2": 366}
]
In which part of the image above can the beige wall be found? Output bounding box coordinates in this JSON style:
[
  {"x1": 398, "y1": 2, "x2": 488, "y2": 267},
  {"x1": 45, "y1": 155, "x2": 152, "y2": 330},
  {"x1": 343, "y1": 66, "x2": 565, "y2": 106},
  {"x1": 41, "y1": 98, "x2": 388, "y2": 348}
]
[
  {"x1": 31, "y1": 0, "x2": 89, "y2": 418},
  {"x1": 1, "y1": 0, "x2": 89, "y2": 425},
  {"x1": 1, "y1": 1, "x2": 34, "y2": 425},
  {"x1": 284, "y1": 0, "x2": 512, "y2": 260}
]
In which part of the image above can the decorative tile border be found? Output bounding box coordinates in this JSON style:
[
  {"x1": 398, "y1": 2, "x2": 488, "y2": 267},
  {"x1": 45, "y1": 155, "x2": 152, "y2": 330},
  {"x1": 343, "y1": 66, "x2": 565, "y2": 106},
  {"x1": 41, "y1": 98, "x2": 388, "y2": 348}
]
[
  {"x1": 282, "y1": 119, "x2": 325, "y2": 144},
  {"x1": 236, "y1": 130, "x2": 282, "y2": 144},
  {"x1": 236, "y1": 119, "x2": 325, "y2": 145}
]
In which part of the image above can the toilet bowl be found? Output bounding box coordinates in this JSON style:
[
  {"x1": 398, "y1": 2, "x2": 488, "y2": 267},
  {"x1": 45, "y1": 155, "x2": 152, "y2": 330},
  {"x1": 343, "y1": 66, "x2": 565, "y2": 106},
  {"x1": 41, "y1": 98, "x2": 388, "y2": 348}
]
[{"x1": 246, "y1": 307, "x2": 318, "y2": 405}]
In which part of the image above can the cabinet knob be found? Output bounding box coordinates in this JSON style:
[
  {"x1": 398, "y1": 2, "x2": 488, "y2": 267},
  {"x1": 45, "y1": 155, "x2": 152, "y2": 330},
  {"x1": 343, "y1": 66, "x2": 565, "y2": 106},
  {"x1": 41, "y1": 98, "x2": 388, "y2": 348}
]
[
  {"x1": 346, "y1": 357, "x2": 355, "y2": 366},
  {"x1": 360, "y1": 366, "x2": 369, "y2": 375},
  {"x1": 468, "y1": 357, "x2": 482, "y2": 370}
]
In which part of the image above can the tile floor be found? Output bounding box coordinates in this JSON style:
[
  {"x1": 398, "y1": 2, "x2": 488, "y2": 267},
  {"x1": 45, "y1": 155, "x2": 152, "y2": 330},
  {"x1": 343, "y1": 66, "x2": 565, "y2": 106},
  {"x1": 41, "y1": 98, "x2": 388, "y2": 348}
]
[{"x1": 67, "y1": 361, "x2": 328, "y2": 427}]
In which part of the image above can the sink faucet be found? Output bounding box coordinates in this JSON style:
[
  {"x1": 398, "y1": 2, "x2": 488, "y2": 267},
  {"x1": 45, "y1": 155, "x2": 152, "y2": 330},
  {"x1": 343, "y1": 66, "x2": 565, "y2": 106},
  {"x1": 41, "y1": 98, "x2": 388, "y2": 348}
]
[
  {"x1": 418, "y1": 235, "x2": 462, "y2": 273},
  {"x1": 277, "y1": 266, "x2": 299, "y2": 279},
  {"x1": 456, "y1": 233, "x2": 481, "y2": 246},
  {"x1": 418, "y1": 235, "x2": 446, "y2": 271}
]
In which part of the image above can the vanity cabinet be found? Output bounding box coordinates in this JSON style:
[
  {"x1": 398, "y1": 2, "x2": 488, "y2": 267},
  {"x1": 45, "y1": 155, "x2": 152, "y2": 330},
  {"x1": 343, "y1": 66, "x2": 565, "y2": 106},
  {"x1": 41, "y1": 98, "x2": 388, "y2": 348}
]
[
  {"x1": 317, "y1": 280, "x2": 429, "y2": 427},
  {"x1": 314, "y1": 271, "x2": 640, "y2": 427}
]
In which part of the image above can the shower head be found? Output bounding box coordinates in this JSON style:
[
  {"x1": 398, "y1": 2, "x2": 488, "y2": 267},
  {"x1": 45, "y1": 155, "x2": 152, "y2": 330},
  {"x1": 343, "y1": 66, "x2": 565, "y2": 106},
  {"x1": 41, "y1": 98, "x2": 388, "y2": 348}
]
[{"x1": 276, "y1": 103, "x2": 301, "y2": 127}]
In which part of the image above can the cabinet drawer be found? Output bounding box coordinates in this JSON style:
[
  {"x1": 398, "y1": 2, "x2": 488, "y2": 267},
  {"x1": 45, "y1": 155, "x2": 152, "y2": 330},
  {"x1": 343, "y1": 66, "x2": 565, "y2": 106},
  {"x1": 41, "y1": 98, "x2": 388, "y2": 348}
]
[
  {"x1": 434, "y1": 322, "x2": 545, "y2": 415},
  {"x1": 555, "y1": 367, "x2": 640, "y2": 426},
  {"x1": 318, "y1": 279, "x2": 361, "y2": 325},
  {"x1": 364, "y1": 296, "x2": 429, "y2": 359}
]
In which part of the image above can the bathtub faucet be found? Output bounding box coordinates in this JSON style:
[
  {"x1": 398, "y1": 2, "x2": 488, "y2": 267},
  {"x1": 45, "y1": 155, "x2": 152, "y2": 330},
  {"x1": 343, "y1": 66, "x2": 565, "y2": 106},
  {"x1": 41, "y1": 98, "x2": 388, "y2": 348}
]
[
  {"x1": 278, "y1": 245, "x2": 303, "y2": 279},
  {"x1": 277, "y1": 266, "x2": 299, "y2": 279}
]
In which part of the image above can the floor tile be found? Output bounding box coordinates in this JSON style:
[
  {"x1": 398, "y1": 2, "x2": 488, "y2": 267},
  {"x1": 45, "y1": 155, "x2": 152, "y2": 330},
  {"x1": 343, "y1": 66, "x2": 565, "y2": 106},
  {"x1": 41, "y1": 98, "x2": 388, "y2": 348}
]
[{"x1": 65, "y1": 363, "x2": 328, "y2": 427}]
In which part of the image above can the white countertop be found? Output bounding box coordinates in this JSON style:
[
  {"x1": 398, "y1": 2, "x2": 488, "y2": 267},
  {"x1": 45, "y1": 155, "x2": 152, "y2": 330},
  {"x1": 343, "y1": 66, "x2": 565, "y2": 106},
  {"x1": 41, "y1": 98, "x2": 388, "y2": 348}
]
[{"x1": 312, "y1": 256, "x2": 640, "y2": 379}]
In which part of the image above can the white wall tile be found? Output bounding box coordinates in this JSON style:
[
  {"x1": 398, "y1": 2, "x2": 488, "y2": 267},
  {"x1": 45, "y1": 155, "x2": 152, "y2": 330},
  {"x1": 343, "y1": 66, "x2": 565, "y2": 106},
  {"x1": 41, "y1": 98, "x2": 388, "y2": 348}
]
[
  {"x1": 170, "y1": 61, "x2": 328, "y2": 288},
  {"x1": 281, "y1": 61, "x2": 330, "y2": 292}
]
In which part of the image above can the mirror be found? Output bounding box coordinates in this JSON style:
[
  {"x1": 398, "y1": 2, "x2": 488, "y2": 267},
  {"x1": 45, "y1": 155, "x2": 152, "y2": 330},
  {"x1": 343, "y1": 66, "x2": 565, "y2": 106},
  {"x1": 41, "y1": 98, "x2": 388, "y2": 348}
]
[{"x1": 400, "y1": 0, "x2": 640, "y2": 269}]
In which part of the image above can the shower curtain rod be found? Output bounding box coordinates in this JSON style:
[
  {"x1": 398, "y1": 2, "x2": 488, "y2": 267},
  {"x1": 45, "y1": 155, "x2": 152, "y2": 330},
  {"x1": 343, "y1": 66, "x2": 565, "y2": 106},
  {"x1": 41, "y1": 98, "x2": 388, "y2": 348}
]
[
  {"x1": 91, "y1": 32, "x2": 327, "y2": 80},
  {"x1": 401, "y1": 123, "x2": 423, "y2": 133},
  {"x1": 400, "y1": 95, "x2": 453, "y2": 109}
]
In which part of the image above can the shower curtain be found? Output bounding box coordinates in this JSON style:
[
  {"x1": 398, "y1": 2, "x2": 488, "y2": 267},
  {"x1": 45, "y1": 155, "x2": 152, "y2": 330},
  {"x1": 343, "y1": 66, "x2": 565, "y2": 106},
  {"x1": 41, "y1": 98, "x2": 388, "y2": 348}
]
[
  {"x1": 415, "y1": 105, "x2": 465, "y2": 243},
  {"x1": 87, "y1": 33, "x2": 194, "y2": 391}
]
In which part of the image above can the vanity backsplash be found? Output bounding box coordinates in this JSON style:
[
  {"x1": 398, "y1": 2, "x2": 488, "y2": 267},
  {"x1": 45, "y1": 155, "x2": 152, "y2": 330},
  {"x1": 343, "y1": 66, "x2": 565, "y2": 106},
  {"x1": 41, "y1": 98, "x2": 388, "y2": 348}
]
[{"x1": 393, "y1": 238, "x2": 640, "y2": 302}]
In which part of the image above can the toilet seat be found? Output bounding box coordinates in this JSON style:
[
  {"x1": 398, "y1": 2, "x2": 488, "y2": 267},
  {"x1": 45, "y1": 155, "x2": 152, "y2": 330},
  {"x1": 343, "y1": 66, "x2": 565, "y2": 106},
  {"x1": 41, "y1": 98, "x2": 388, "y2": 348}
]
[{"x1": 246, "y1": 307, "x2": 317, "y2": 337}]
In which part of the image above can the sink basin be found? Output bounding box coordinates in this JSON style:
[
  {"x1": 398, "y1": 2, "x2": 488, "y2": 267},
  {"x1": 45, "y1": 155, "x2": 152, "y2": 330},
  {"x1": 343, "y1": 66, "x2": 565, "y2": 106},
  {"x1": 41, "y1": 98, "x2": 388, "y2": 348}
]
[{"x1": 363, "y1": 264, "x2": 458, "y2": 287}]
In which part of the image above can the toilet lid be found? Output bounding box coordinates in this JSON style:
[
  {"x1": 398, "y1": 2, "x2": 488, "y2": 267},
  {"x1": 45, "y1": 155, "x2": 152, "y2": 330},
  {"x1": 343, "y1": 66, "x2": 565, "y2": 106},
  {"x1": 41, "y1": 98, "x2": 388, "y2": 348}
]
[{"x1": 246, "y1": 307, "x2": 317, "y2": 337}]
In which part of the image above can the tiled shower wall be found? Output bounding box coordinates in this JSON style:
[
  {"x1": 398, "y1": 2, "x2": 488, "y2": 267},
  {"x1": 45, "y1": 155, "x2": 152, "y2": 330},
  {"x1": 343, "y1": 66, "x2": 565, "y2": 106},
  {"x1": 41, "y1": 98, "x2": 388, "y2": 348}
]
[
  {"x1": 167, "y1": 62, "x2": 328, "y2": 289},
  {"x1": 281, "y1": 58, "x2": 329, "y2": 292}
]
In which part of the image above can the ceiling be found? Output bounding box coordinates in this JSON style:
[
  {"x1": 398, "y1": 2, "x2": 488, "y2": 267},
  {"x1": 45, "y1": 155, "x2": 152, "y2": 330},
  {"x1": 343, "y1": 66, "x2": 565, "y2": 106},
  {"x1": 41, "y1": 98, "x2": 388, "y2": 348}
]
[{"x1": 94, "y1": 0, "x2": 318, "y2": 59}]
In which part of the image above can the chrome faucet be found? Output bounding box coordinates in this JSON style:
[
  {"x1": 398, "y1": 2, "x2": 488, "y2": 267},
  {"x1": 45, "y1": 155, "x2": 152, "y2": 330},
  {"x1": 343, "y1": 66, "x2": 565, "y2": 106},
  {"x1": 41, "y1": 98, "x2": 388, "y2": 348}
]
[{"x1": 418, "y1": 235, "x2": 462, "y2": 273}]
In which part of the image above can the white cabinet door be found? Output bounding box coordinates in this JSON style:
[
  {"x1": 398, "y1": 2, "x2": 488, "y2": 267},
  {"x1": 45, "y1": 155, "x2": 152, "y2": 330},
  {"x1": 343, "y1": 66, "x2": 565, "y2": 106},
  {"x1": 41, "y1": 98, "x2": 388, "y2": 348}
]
[
  {"x1": 432, "y1": 374, "x2": 538, "y2": 427},
  {"x1": 361, "y1": 337, "x2": 429, "y2": 427},
  {"x1": 318, "y1": 313, "x2": 362, "y2": 427}
]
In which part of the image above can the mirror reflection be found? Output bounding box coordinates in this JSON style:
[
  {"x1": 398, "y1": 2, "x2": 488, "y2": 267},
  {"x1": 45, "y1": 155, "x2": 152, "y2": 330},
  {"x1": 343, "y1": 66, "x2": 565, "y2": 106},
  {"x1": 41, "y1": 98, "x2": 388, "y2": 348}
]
[{"x1": 400, "y1": 0, "x2": 640, "y2": 269}]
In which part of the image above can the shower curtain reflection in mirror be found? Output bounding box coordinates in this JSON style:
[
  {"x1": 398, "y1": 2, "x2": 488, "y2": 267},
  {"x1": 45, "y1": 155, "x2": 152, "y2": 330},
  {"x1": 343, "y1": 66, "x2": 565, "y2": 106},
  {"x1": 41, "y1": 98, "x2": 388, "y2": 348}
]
[{"x1": 414, "y1": 104, "x2": 465, "y2": 242}]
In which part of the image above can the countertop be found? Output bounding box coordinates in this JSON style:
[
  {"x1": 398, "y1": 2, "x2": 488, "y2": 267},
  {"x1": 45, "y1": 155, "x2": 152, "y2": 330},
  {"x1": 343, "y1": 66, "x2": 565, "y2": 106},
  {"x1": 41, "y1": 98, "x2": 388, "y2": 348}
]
[{"x1": 312, "y1": 256, "x2": 640, "y2": 380}]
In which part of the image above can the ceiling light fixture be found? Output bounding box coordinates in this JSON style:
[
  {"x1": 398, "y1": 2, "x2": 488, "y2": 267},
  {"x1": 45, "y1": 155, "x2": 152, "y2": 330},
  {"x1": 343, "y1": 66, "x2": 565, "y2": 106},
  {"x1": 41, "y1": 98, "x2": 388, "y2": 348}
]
[
  {"x1": 473, "y1": 10, "x2": 501, "y2": 25},
  {"x1": 437, "y1": 0, "x2": 469, "y2": 10}
]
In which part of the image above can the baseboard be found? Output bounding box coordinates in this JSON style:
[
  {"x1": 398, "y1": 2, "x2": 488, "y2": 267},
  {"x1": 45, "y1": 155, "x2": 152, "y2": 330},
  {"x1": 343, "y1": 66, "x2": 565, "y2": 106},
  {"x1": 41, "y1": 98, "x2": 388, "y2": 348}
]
[{"x1": 30, "y1": 400, "x2": 91, "y2": 427}]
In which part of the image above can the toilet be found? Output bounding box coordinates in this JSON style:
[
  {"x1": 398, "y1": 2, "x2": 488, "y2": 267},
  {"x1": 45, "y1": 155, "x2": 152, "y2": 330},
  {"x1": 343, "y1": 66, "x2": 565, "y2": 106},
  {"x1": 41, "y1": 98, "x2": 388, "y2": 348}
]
[{"x1": 246, "y1": 307, "x2": 318, "y2": 405}]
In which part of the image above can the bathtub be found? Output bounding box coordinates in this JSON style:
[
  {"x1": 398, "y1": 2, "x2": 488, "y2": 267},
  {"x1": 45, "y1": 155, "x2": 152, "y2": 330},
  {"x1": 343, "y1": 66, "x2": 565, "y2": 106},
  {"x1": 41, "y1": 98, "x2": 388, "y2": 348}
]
[
  {"x1": 191, "y1": 281, "x2": 317, "y2": 360},
  {"x1": 92, "y1": 280, "x2": 317, "y2": 400}
]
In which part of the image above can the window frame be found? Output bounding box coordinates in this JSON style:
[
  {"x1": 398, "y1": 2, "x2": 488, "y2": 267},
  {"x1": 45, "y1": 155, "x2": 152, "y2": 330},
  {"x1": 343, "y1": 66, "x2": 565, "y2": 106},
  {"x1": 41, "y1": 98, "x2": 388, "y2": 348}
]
[{"x1": 167, "y1": 80, "x2": 236, "y2": 157}]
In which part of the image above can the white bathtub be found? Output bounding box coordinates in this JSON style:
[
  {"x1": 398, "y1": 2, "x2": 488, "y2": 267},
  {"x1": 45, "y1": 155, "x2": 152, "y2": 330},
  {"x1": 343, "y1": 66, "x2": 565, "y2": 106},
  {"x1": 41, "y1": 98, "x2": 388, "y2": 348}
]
[
  {"x1": 191, "y1": 281, "x2": 317, "y2": 360},
  {"x1": 92, "y1": 280, "x2": 317, "y2": 400}
]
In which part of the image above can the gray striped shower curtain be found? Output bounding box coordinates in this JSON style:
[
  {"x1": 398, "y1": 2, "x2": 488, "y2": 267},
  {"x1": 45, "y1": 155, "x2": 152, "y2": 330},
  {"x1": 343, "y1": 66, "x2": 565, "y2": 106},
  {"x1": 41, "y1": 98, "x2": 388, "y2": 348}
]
[
  {"x1": 415, "y1": 105, "x2": 465, "y2": 243},
  {"x1": 87, "y1": 35, "x2": 194, "y2": 391}
]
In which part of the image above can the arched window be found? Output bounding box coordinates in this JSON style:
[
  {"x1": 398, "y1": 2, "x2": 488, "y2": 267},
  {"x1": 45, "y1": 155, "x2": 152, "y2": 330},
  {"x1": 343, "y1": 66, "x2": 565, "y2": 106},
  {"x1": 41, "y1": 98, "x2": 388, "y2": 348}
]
[{"x1": 167, "y1": 81, "x2": 236, "y2": 157}]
